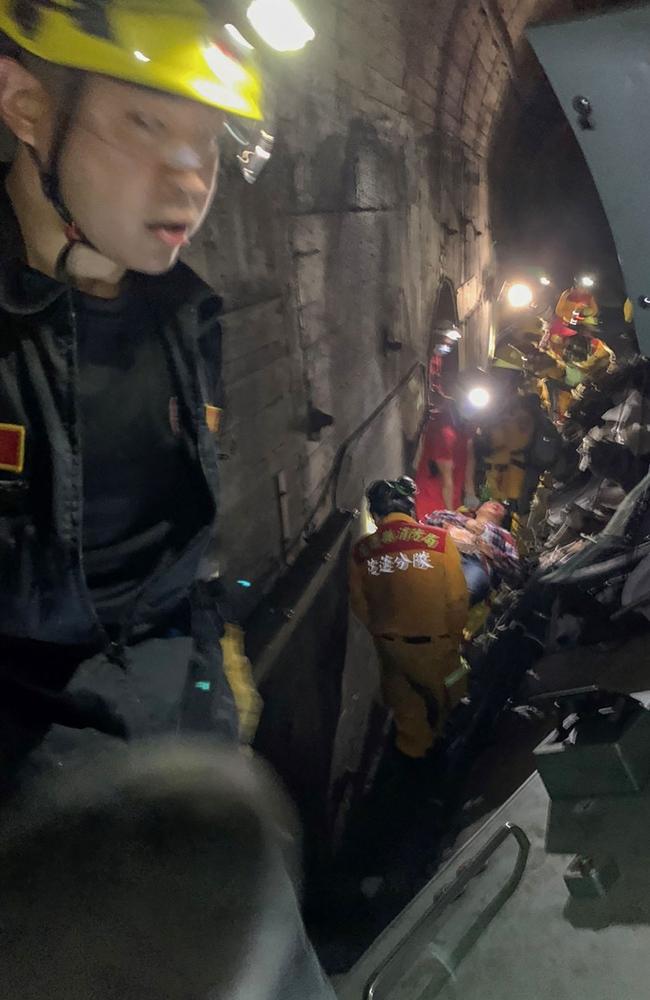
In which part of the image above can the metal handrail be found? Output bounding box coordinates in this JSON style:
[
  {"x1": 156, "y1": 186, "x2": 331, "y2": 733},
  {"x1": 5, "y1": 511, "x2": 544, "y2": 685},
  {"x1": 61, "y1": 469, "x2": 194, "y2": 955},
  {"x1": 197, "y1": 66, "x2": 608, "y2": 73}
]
[
  {"x1": 285, "y1": 361, "x2": 425, "y2": 552},
  {"x1": 331, "y1": 361, "x2": 426, "y2": 511},
  {"x1": 364, "y1": 822, "x2": 530, "y2": 1000}
]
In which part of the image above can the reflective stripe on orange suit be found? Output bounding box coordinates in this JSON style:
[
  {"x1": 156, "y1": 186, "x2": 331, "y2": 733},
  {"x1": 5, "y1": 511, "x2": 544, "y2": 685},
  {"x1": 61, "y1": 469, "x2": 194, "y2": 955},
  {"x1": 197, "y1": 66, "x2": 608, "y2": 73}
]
[{"x1": 349, "y1": 513, "x2": 469, "y2": 758}]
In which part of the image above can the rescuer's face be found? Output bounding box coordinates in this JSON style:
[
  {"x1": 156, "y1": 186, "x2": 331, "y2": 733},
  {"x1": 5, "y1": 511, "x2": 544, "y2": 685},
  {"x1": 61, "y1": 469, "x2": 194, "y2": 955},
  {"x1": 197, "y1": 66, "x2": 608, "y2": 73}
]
[
  {"x1": 0, "y1": 60, "x2": 219, "y2": 274},
  {"x1": 56, "y1": 76, "x2": 224, "y2": 273}
]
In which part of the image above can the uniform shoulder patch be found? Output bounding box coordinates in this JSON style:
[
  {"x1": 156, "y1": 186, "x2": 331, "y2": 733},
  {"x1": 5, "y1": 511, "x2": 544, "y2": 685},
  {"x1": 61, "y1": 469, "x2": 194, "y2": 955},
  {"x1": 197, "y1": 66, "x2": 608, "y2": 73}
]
[
  {"x1": 204, "y1": 404, "x2": 222, "y2": 434},
  {"x1": 0, "y1": 424, "x2": 25, "y2": 474}
]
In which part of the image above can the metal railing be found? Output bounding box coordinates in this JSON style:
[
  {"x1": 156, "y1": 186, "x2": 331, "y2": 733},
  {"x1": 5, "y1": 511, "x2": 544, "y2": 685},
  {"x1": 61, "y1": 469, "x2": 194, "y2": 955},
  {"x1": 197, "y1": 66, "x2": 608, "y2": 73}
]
[
  {"x1": 284, "y1": 361, "x2": 425, "y2": 554},
  {"x1": 364, "y1": 822, "x2": 530, "y2": 1000}
]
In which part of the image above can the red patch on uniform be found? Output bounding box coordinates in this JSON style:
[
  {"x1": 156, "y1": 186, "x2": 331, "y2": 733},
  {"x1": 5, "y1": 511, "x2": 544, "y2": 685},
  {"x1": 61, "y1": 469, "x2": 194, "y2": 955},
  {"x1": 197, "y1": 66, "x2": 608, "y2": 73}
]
[
  {"x1": 353, "y1": 521, "x2": 447, "y2": 563},
  {"x1": 0, "y1": 423, "x2": 25, "y2": 473}
]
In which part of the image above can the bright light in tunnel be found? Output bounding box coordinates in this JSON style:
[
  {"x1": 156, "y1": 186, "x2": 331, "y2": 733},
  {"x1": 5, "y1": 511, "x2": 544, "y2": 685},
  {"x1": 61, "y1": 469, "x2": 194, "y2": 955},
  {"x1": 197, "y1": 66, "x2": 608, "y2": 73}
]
[
  {"x1": 540, "y1": 276, "x2": 551, "y2": 287},
  {"x1": 246, "y1": 0, "x2": 316, "y2": 51},
  {"x1": 578, "y1": 275, "x2": 595, "y2": 289},
  {"x1": 225, "y1": 23, "x2": 255, "y2": 50},
  {"x1": 507, "y1": 283, "x2": 534, "y2": 309},
  {"x1": 468, "y1": 387, "x2": 491, "y2": 410}
]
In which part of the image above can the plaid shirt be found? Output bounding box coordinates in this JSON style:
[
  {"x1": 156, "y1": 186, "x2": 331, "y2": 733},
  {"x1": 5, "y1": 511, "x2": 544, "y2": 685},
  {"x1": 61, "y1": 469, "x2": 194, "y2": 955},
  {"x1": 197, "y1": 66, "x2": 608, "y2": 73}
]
[{"x1": 425, "y1": 511, "x2": 519, "y2": 564}]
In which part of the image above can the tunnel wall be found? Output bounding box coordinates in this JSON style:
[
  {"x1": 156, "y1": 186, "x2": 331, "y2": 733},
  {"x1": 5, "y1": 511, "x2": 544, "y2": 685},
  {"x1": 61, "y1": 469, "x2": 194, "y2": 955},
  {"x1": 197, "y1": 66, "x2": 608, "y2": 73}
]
[{"x1": 183, "y1": 0, "x2": 523, "y2": 602}]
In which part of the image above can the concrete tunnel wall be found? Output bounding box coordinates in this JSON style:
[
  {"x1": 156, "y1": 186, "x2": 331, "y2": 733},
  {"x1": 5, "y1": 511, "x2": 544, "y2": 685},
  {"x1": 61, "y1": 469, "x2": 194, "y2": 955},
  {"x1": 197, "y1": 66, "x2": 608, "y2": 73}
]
[{"x1": 181, "y1": 0, "x2": 546, "y2": 602}]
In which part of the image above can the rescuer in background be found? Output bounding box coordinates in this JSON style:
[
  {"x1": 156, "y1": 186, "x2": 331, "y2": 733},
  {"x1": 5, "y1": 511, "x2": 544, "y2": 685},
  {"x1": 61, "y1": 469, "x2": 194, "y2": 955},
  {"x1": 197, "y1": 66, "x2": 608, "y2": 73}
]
[
  {"x1": 414, "y1": 391, "x2": 477, "y2": 519},
  {"x1": 349, "y1": 477, "x2": 469, "y2": 760},
  {"x1": 542, "y1": 280, "x2": 615, "y2": 419},
  {"x1": 477, "y1": 391, "x2": 561, "y2": 519}
]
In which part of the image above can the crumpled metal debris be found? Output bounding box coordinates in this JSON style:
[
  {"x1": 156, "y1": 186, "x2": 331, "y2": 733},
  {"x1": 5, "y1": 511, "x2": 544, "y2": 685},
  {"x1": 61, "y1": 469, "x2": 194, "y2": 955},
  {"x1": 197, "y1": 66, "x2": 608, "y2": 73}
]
[
  {"x1": 621, "y1": 550, "x2": 650, "y2": 620},
  {"x1": 445, "y1": 365, "x2": 650, "y2": 813},
  {"x1": 532, "y1": 358, "x2": 650, "y2": 552}
]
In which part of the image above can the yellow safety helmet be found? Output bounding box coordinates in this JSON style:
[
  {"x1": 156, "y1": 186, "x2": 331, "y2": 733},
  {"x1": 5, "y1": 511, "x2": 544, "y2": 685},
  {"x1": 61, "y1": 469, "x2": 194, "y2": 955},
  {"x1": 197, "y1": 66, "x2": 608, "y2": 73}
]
[
  {"x1": 555, "y1": 287, "x2": 599, "y2": 327},
  {"x1": 0, "y1": 0, "x2": 314, "y2": 120},
  {"x1": 0, "y1": 0, "x2": 314, "y2": 272}
]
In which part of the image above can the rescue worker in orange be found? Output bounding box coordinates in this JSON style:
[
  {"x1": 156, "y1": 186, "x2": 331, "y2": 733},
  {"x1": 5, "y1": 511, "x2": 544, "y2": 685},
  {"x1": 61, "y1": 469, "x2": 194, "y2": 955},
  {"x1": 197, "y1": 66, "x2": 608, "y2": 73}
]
[
  {"x1": 481, "y1": 393, "x2": 536, "y2": 509},
  {"x1": 349, "y1": 477, "x2": 469, "y2": 760},
  {"x1": 541, "y1": 285, "x2": 615, "y2": 419}
]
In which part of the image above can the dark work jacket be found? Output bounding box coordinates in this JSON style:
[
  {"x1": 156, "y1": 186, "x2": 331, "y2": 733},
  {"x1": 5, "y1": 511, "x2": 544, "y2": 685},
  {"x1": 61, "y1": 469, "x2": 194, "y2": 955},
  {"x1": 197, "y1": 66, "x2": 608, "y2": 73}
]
[{"x1": 0, "y1": 171, "x2": 237, "y2": 742}]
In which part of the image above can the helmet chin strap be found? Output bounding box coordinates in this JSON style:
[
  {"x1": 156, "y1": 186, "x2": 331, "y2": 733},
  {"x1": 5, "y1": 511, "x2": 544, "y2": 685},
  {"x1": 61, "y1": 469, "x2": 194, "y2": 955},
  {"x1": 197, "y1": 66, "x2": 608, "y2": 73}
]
[
  {"x1": 25, "y1": 71, "x2": 99, "y2": 283},
  {"x1": 52, "y1": 229, "x2": 90, "y2": 285}
]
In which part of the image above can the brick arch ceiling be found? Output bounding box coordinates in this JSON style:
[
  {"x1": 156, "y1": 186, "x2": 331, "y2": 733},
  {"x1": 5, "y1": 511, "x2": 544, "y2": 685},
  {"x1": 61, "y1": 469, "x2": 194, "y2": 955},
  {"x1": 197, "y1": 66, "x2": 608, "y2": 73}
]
[{"x1": 428, "y1": 0, "x2": 617, "y2": 159}]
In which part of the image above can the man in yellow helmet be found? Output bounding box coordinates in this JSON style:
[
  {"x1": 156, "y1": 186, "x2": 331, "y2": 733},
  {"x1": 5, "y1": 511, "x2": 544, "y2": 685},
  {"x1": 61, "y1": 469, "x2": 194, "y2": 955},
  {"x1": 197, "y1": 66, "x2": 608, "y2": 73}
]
[
  {"x1": 0, "y1": 5, "x2": 337, "y2": 999},
  {"x1": 0, "y1": 1, "x2": 312, "y2": 775}
]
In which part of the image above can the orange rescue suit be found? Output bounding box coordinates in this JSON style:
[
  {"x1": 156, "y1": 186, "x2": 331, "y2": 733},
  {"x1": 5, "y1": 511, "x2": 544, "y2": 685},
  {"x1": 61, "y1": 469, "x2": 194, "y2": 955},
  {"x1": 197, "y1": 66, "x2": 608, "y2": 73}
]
[
  {"x1": 349, "y1": 513, "x2": 469, "y2": 758},
  {"x1": 483, "y1": 403, "x2": 536, "y2": 503}
]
